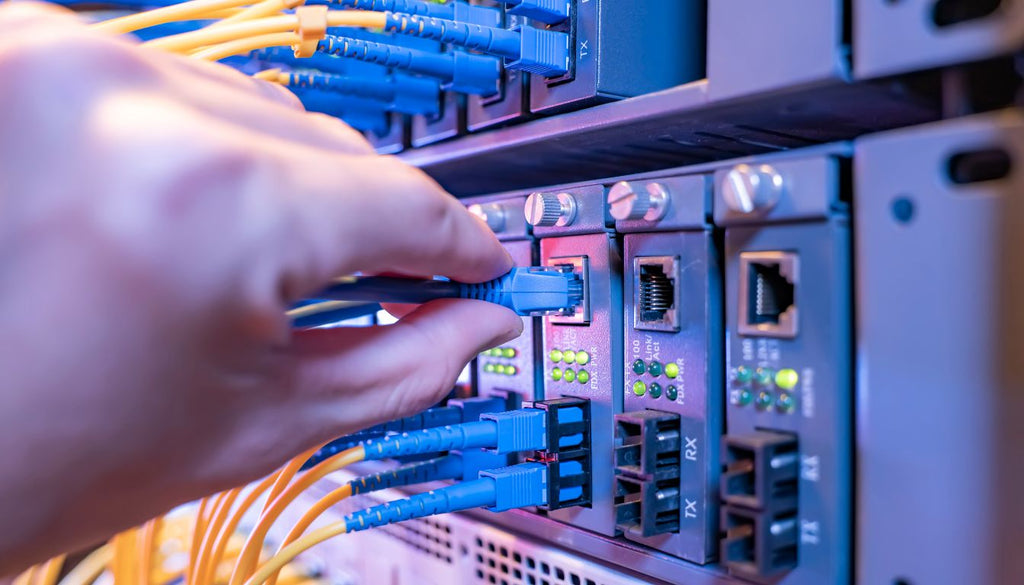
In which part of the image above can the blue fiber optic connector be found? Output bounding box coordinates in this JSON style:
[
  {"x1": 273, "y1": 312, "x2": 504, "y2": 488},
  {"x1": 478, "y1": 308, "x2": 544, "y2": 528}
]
[
  {"x1": 316, "y1": 35, "x2": 500, "y2": 96},
  {"x1": 501, "y1": 0, "x2": 570, "y2": 25},
  {"x1": 284, "y1": 71, "x2": 441, "y2": 117},
  {"x1": 309, "y1": 266, "x2": 583, "y2": 317},
  {"x1": 382, "y1": 13, "x2": 570, "y2": 77},
  {"x1": 309, "y1": 0, "x2": 454, "y2": 17},
  {"x1": 343, "y1": 462, "x2": 551, "y2": 534}
]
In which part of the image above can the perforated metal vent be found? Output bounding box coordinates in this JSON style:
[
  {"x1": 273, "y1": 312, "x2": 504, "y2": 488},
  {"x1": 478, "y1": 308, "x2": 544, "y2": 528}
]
[
  {"x1": 469, "y1": 532, "x2": 635, "y2": 585},
  {"x1": 346, "y1": 494, "x2": 455, "y2": 564}
]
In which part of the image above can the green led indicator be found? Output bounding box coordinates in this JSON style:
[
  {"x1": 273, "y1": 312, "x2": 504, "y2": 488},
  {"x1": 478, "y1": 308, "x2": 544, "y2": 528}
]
[
  {"x1": 755, "y1": 368, "x2": 775, "y2": 387},
  {"x1": 665, "y1": 362, "x2": 679, "y2": 379},
  {"x1": 733, "y1": 365, "x2": 753, "y2": 384},
  {"x1": 549, "y1": 349, "x2": 563, "y2": 363},
  {"x1": 563, "y1": 369, "x2": 577, "y2": 383},
  {"x1": 505, "y1": 366, "x2": 518, "y2": 376},
  {"x1": 649, "y1": 383, "x2": 662, "y2": 399},
  {"x1": 484, "y1": 363, "x2": 496, "y2": 373},
  {"x1": 731, "y1": 388, "x2": 752, "y2": 406},
  {"x1": 502, "y1": 348, "x2": 517, "y2": 359},
  {"x1": 632, "y1": 359, "x2": 646, "y2": 375},
  {"x1": 577, "y1": 369, "x2": 590, "y2": 384},
  {"x1": 775, "y1": 368, "x2": 799, "y2": 390},
  {"x1": 666, "y1": 385, "x2": 678, "y2": 401},
  {"x1": 776, "y1": 392, "x2": 795, "y2": 413},
  {"x1": 563, "y1": 350, "x2": 576, "y2": 364},
  {"x1": 648, "y1": 361, "x2": 663, "y2": 377},
  {"x1": 575, "y1": 351, "x2": 590, "y2": 366},
  {"x1": 756, "y1": 391, "x2": 774, "y2": 409},
  {"x1": 551, "y1": 368, "x2": 563, "y2": 381},
  {"x1": 632, "y1": 380, "x2": 647, "y2": 396}
]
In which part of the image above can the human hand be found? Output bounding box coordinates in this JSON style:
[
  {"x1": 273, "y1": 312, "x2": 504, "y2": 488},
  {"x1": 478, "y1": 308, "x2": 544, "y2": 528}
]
[{"x1": 0, "y1": 2, "x2": 520, "y2": 573}]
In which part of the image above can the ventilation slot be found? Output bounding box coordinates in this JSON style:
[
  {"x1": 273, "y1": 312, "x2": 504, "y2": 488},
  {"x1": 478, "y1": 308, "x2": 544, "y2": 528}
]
[
  {"x1": 932, "y1": 0, "x2": 1002, "y2": 27},
  {"x1": 947, "y1": 148, "x2": 1012, "y2": 185}
]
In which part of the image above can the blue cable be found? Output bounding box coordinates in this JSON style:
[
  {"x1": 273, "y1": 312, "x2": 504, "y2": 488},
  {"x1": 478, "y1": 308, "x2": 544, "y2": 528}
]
[
  {"x1": 382, "y1": 12, "x2": 570, "y2": 77},
  {"x1": 349, "y1": 453, "x2": 464, "y2": 494},
  {"x1": 343, "y1": 462, "x2": 548, "y2": 533},
  {"x1": 315, "y1": 35, "x2": 500, "y2": 96},
  {"x1": 288, "y1": 301, "x2": 380, "y2": 329},
  {"x1": 306, "y1": 266, "x2": 583, "y2": 318}
]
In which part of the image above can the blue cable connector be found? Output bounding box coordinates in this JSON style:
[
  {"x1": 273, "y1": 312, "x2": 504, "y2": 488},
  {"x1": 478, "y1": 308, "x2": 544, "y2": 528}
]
[
  {"x1": 307, "y1": 266, "x2": 583, "y2": 318},
  {"x1": 501, "y1": 0, "x2": 570, "y2": 25},
  {"x1": 361, "y1": 408, "x2": 548, "y2": 459},
  {"x1": 284, "y1": 71, "x2": 441, "y2": 116},
  {"x1": 382, "y1": 12, "x2": 570, "y2": 77},
  {"x1": 316, "y1": 35, "x2": 500, "y2": 96},
  {"x1": 343, "y1": 462, "x2": 548, "y2": 533},
  {"x1": 309, "y1": 0, "x2": 454, "y2": 18}
]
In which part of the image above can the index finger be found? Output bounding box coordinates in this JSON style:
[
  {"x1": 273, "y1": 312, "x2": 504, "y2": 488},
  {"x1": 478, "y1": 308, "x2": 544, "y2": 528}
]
[{"x1": 270, "y1": 149, "x2": 514, "y2": 296}]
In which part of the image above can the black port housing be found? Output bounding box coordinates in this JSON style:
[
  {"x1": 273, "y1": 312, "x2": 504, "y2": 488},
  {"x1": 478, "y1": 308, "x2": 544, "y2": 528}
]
[
  {"x1": 613, "y1": 410, "x2": 682, "y2": 537},
  {"x1": 537, "y1": 448, "x2": 592, "y2": 510},
  {"x1": 614, "y1": 474, "x2": 680, "y2": 537},
  {"x1": 526, "y1": 397, "x2": 592, "y2": 510},
  {"x1": 525, "y1": 397, "x2": 591, "y2": 455},
  {"x1": 614, "y1": 410, "x2": 681, "y2": 480},
  {"x1": 721, "y1": 504, "x2": 798, "y2": 582},
  {"x1": 721, "y1": 431, "x2": 799, "y2": 512},
  {"x1": 738, "y1": 251, "x2": 799, "y2": 338}
]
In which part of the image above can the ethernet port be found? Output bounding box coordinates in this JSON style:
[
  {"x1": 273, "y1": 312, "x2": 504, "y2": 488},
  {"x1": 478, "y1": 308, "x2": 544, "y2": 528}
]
[
  {"x1": 633, "y1": 256, "x2": 680, "y2": 332},
  {"x1": 721, "y1": 431, "x2": 798, "y2": 512},
  {"x1": 738, "y1": 251, "x2": 799, "y2": 338},
  {"x1": 721, "y1": 505, "x2": 798, "y2": 581},
  {"x1": 547, "y1": 255, "x2": 590, "y2": 325}
]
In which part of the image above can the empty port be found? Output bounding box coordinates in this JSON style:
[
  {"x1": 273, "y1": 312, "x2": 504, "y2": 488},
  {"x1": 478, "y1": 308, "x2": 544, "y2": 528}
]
[
  {"x1": 547, "y1": 255, "x2": 590, "y2": 325},
  {"x1": 721, "y1": 431, "x2": 798, "y2": 512},
  {"x1": 721, "y1": 504, "x2": 798, "y2": 581},
  {"x1": 614, "y1": 410, "x2": 681, "y2": 537},
  {"x1": 633, "y1": 256, "x2": 680, "y2": 332},
  {"x1": 614, "y1": 410, "x2": 681, "y2": 479},
  {"x1": 738, "y1": 251, "x2": 799, "y2": 338},
  {"x1": 614, "y1": 475, "x2": 680, "y2": 537}
]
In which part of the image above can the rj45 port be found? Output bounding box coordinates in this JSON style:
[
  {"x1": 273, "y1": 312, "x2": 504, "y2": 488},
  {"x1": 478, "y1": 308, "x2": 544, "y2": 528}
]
[
  {"x1": 634, "y1": 256, "x2": 680, "y2": 332},
  {"x1": 738, "y1": 251, "x2": 798, "y2": 338}
]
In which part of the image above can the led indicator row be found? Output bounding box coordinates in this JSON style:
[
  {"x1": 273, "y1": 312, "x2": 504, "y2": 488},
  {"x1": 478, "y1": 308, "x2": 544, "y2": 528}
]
[
  {"x1": 732, "y1": 365, "x2": 799, "y2": 390},
  {"x1": 630, "y1": 380, "x2": 679, "y2": 401},
  {"x1": 483, "y1": 363, "x2": 519, "y2": 376},
  {"x1": 483, "y1": 347, "x2": 518, "y2": 359},
  {"x1": 631, "y1": 359, "x2": 679, "y2": 379},
  {"x1": 731, "y1": 388, "x2": 795, "y2": 413},
  {"x1": 551, "y1": 368, "x2": 590, "y2": 384},
  {"x1": 549, "y1": 349, "x2": 590, "y2": 366}
]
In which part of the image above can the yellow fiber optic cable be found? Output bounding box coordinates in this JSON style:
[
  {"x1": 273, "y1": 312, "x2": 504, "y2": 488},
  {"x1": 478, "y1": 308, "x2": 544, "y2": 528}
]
[
  {"x1": 190, "y1": 492, "x2": 230, "y2": 583},
  {"x1": 13, "y1": 564, "x2": 38, "y2": 585},
  {"x1": 228, "y1": 446, "x2": 365, "y2": 585},
  {"x1": 242, "y1": 522, "x2": 347, "y2": 585},
  {"x1": 263, "y1": 483, "x2": 352, "y2": 585},
  {"x1": 191, "y1": 33, "x2": 301, "y2": 61},
  {"x1": 252, "y1": 68, "x2": 286, "y2": 82},
  {"x1": 192, "y1": 487, "x2": 242, "y2": 585},
  {"x1": 200, "y1": 473, "x2": 281, "y2": 585},
  {"x1": 145, "y1": 11, "x2": 386, "y2": 54},
  {"x1": 112, "y1": 528, "x2": 141, "y2": 585},
  {"x1": 264, "y1": 447, "x2": 320, "y2": 515},
  {"x1": 92, "y1": 0, "x2": 255, "y2": 35},
  {"x1": 137, "y1": 518, "x2": 161, "y2": 585},
  {"x1": 186, "y1": 497, "x2": 214, "y2": 585},
  {"x1": 57, "y1": 545, "x2": 112, "y2": 585},
  {"x1": 38, "y1": 555, "x2": 67, "y2": 585},
  {"x1": 214, "y1": 0, "x2": 303, "y2": 26},
  {"x1": 145, "y1": 14, "x2": 297, "y2": 52}
]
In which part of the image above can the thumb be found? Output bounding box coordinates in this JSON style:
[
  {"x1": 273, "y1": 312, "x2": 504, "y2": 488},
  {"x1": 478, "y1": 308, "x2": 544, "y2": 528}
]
[{"x1": 281, "y1": 299, "x2": 523, "y2": 435}]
